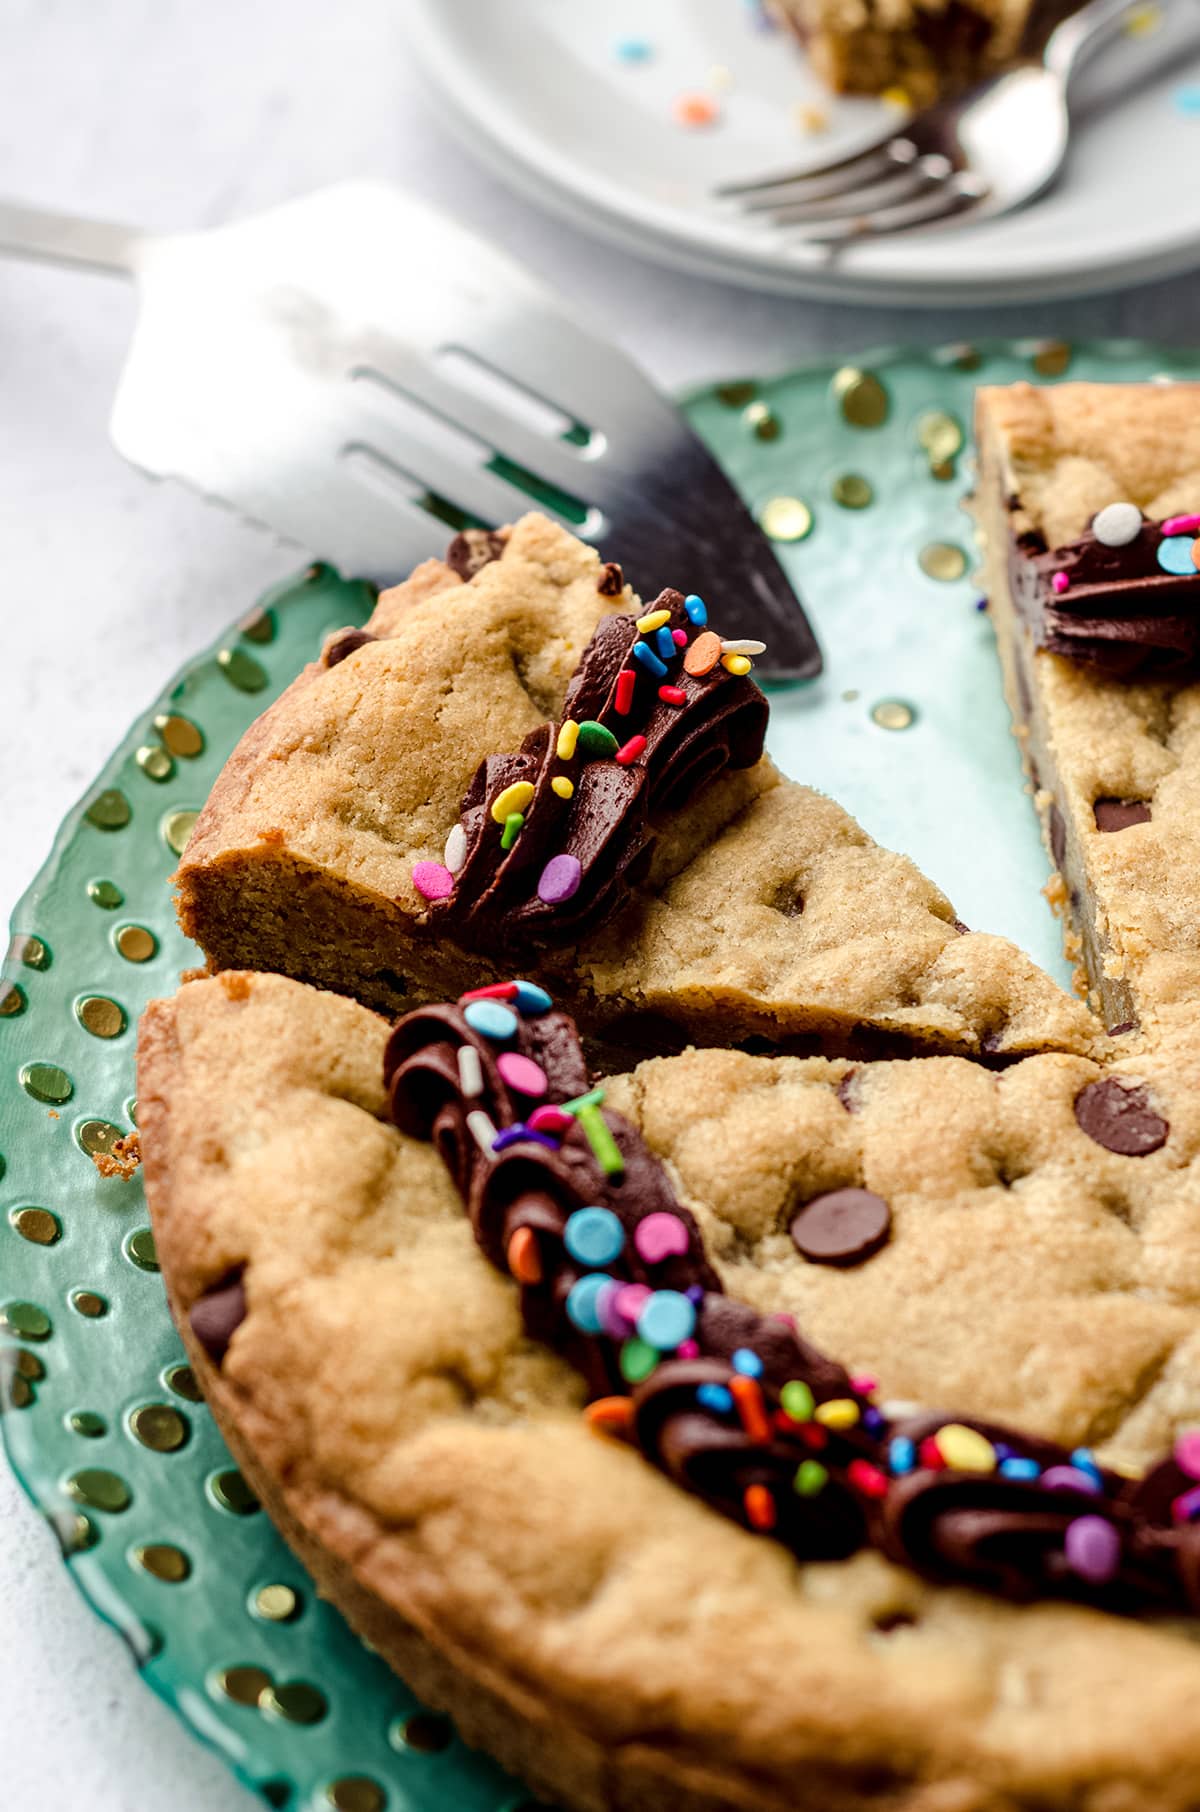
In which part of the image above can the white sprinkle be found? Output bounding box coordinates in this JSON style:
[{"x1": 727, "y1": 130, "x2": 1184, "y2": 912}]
[
  {"x1": 720, "y1": 638, "x2": 767, "y2": 656},
  {"x1": 444, "y1": 822, "x2": 468, "y2": 874},
  {"x1": 466, "y1": 1108, "x2": 497, "y2": 1154},
  {"x1": 457, "y1": 1044, "x2": 484, "y2": 1099},
  {"x1": 1092, "y1": 501, "x2": 1142, "y2": 548}
]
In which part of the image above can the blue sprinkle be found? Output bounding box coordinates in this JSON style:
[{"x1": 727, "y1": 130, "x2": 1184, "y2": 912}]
[
  {"x1": 1176, "y1": 83, "x2": 1200, "y2": 115},
  {"x1": 491, "y1": 1125, "x2": 530, "y2": 1152},
  {"x1": 889, "y1": 1436, "x2": 915, "y2": 1476},
  {"x1": 697, "y1": 1383, "x2": 734, "y2": 1415},
  {"x1": 637, "y1": 1290, "x2": 696, "y2": 1351},
  {"x1": 513, "y1": 980, "x2": 553, "y2": 1016},
  {"x1": 614, "y1": 34, "x2": 652, "y2": 61},
  {"x1": 685, "y1": 1284, "x2": 706, "y2": 1305},
  {"x1": 731, "y1": 1348, "x2": 763, "y2": 1378},
  {"x1": 974, "y1": 596, "x2": 989, "y2": 612},
  {"x1": 654, "y1": 625, "x2": 677, "y2": 661},
  {"x1": 564, "y1": 1206, "x2": 625, "y2": 1268},
  {"x1": 566, "y1": 1273, "x2": 613, "y2": 1335},
  {"x1": 999, "y1": 1456, "x2": 1041, "y2": 1482},
  {"x1": 684, "y1": 593, "x2": 707, "y2": 626},
  {"x1": 632, "y1": 640, "x2": 668, "y2": 679},
  {"x1": 463, "y1": 999, "x2": 518, "y2": 1041},
  {"x1": 1157, "y1": 534, "x2": 1197, "y2": 575},
  {"x1": 863, "y1": 1408, "x2": 885, "y2": 1433},
  {"x1": 994, "y1": 1443, "x2": 1013, "y2": 1461},
  {"x1": 1070, "y1": 1446, "x2": 1103, "y2": 1484}
]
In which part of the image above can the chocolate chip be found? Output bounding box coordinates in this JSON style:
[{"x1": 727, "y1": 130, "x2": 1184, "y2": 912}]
[
  {"x1": 1107, "y1": 1021, "x2": 1137, "y2": 1037},
  {"x1": 189, "y1": 1274, "x2": 247, "y2": 1364},
  {"x1": 790, "y1": 1188, "x2": 891, "y2": 1266},
  {"x1": 836, "y1": 1071, "x2": 861, "y2": 1114},
  {"x1": 1093, "y1": 798, "x2": 1151, "y2": 833},
  {"x1": 1074, "y1": 1079, "x2": 1168, "y2": 1157},
  {"x1": 952, "y1": 919, "x2": 970, "y2": 935},
  {"x1": 597, "y1": 561, "x2": 624, "y2": 597},
  {"x1": 323, "y1": 628, "x2": 375, "y2": 668},
  {"x1": 1049, "y1": 803, "x2": 1067, "y2": 869},
  {"x1": 446, "y1": 529, "x2": 505, "y2": 580}
]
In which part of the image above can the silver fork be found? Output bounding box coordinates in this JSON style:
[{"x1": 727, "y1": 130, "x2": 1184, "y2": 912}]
[
  {"x1": 719, "y1": 0, "x2": 1196, "y2": 243},
  {"x1": 0, "y1": 183, "x2": 821, "y2": 677}
]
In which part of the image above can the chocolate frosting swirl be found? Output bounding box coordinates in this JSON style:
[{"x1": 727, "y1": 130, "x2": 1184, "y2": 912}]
[
  {"x1": 1010, "y1": 520, "x2": 1200, "y2": 678},
  {"x1": 386, "y1": 991, "x2": 1200, "y2": 1619},
  {"x1": 426, "y1": 590, "x2": 768, "y2": 951}
]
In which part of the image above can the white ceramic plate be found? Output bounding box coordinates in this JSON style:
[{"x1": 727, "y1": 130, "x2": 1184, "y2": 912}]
[{"x1": 407, "y1": 0, "x2": 1200, "y2": 305}]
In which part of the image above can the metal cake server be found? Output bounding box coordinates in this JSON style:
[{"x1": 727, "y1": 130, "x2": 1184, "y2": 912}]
[{"x1": 0, "y1": 183, "x2": 820, "y2": 679}]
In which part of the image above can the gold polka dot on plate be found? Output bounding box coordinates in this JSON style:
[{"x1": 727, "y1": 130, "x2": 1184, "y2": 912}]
[
  {"x1": 136, "y1": 743, "x2": 175, "y2": 783},
  {"x1": 130, "y1": 1403, "x2": 189, "y2": 1452},
  {"x1": 715, "y1": 380, "x2": 756, "y2": 407},
  {"x1": 9, "y1": 1373, "x2": 33, "y2": 1410},
  {"x1": 1032, "y1": 339, "x2": 1071, "y2": 377},
  {"x1": 916, "y1": 410, "x2": 963, "y2": 465},
  {"x1": 261, "y1": 1681, "x2": 327, "y2": 1725},
  {"x1": 87, "y1": 879, "x2": 123, "y2": 909},
  {"x1": 77, "y1": 1119, "x2": 122, "y2": 1157},
  {"x1": 210, "y1": 1469, "x2": 261, "y2": 1516},
  {"x1": 125, "y1": 1228, "x2": 159, "y2": 1271},
  {"x1": 832, "y1": 367, "x2": 889, "y2": 427},
  {"x1": 15, "y1": 1350, "x2": 44, "y2": 1381},
  {"x1": 134, "y1": 1543, "x2": 191, "y2": 1583},
  {"x1": 0, "y1": 981, "x2": 27, "y2": 1019},
  {"x1": 758, "y1": 496, "x2": 813, "y2": 542},
  {"x1": 919, "y1": 542, "x2": 968, "y2": 582},
  {"x1": 115, "y1": 924, "x2": 156, "y2": 963},
  {"x1": 163, "y1": 809, "x2": 199, "y2": 855},
  {"x1": 1, "y1": 1301, "x2": 51, "y2": 1340},
  {"x1": 743, "y1": 400, "x2": 781, "y2": 441},
  {"x1": 165, "y1": 1362, "x2": 202, "y2": 1401},
  {"x1": 239, "y1": 605, "x2": 277, "y2": 644},
  {"x1": 8, "y1": 933, "x2": 50, "y2": 969},
  {"x1": 69, "y1": 1410, "x2": 106, "y2": 1438},
  {"x1": 20, "y1": 1062, "x2": 71, "y2": 1103},
  {"x1": 217, "y1": 647, "x2": 268, "y2": 692},
  {"x1": 66, "y1": 1468, "x2": 131, "y2": 1513},
  {"x1": 10, "y1": 1206, "x2": 60, "y2": 1246},
  {"x1": 153, "y1": 712, "x2": 205, "y2": 758},
  {"x1": 84, "y1": 788, "x2": 131, "y2": 830},
  {"x1": 393, "y1": 1711, "x2": 454, "y2": 1753},
  {"x1": 872, "y1": 700, "x2": 917, "y2": 731},
  {"x1": 76, "y1": 995, "x2": 126, "y2": 1039},
  {"x1": 254, "y1": 1583, "x2": 301, "y2": 1622},
  {"x1": 326, "y1": 1780, "x2": 385, "y2": 1812},
  {"x1": 831, "y1": 473, "x2": 873, "y2": 509},
  {"x1": 71, "y1": 1289, "x2": 108, "y2": 1318},
  {"x1": 215, "y1": 1664, "x2": 273, "y2": 1706}
]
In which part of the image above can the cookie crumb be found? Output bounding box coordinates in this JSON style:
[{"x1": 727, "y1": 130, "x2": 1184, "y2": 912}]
[
  {"x1": 220, "y1": 973, "x2": 254, "y2": 1002},
  {"x1": 92, "y1": 1131, "x2": 141, "y2": 1181}
]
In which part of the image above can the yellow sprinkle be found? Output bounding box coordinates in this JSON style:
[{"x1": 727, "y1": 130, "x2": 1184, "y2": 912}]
[
  {"x1": 551, "y1": 776, "x2": 574, "y2": 800},
  {"x1": 935, "y1": 1423, "x2": 996, "y2": 1473},
  {"x1": 814, "y1": 1398, "x2": 859, "y2": 1430},
  {"x1": 881, "y1": 85, "x2": 911, "y2": 110},
  {"x1": 491, "y1": 780, "x2": 535, "y2": 825},
  {"x1": 721, "y1": 653, "x2": 752, "y2": 676},
  {"x1": 1124, "y1": 2, "x2": 1162, "y2": 31},
  {"x1": 557, "y1": 720, "x2": 579, "y2": 761},
  {"x1": 708, "y1": 63, "x2": 733, "y2": 90},
  {"x1": 636, "y1": 609, "x2": 671, "y2": 634},
  {"x1": 793, "y1": 102, "x2": 829, "y2": 134}
]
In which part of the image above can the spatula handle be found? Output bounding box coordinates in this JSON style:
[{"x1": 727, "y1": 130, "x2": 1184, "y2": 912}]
[{"x1": 0, "y1": 198, "x2": 145, "y2": 275}]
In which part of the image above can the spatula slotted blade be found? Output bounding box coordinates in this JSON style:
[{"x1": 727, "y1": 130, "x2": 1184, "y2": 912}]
[{"x1": 110, "y1": 183, "x2": 820, "y2": 678}]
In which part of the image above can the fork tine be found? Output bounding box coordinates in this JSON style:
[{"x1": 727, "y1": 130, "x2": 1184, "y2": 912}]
[
  {"x1": 715, "y1": 125, "x2": 909, "y2": 196},
  {"x1": 764, "y1": 161, "x2": 937, "y2": 226},
  {"x1": 735, "y1": 146, "x2": 914, "y2": 211},
  {"x1": 794, "y1": 174, "x2": 989, "y2": 243}
]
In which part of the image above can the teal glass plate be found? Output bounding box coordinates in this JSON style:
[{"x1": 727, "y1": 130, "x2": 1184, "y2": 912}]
[{"x1": 3, "y1": 338, "x2": 1198, "y2": 1812}]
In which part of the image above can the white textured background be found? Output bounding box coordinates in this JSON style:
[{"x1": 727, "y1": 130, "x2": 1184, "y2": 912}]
[{"x1": 1, "y1": 3, "x2": 1198, "y2": 1806}]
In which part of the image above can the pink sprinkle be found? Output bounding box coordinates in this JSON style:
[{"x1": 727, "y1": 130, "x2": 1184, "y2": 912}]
[
  {"x1": 598, "y1": 1280, "x2": 635, "y2": 1340},
  {"x1": 614, "y1": 1283, "x2": 652, "y2": 1325},
  {"x1": 1041, "y1": 1465, "x2": 1100, "y2": 1495},
  {"x1": 676, "y1": 1338, "x2": 700, "y2": 1358},
  {"x1": 672, "y1": 627, "x2": 688, "y2": 646},
  {"x1": 497, "y1": 1051, "x2": 548, "y2": 1099},
  {"x1": 1173, "y1": 1485, "x2": 1200, "y2": 1524},
  {"x1": 537, "y1": 853, "x2": 582, "y2": 904},
  {"x1": 1064, "y1": 1514, "x2": 1121, "y2": 1583},
  {"x1": 615, "y1": 669, "x2": 636, "y2": 715},
  {"x1": 460, "y1": 981, "x2": 518, "y2": 1003},
  {"x1": 634, "y1": 1211, "x2": 690, "y2": 1264},
  {"x1": 1162, "y1": 513, "x2": 1200, "y2": 537},
  {"x1": 1051, "y1": 571, "x2": 1070, "y2": 594},
  {"x1": 412, "y1": 861, "x2": 454, "y2": 901},
  {"x1": 658, "y1": 684, "x2": 686, "y2": 707},
  {"x1": 770, "y1": 1311, "x2": 798, "y2": 1329},
  {"x1": 615, "y1": 734, "x2": 647, "y2": 766},
  {"x1": 1175, "y1": 1430, "x2": 1200, "y2": 1480},
  {"x1": 529, "y1": 1103, "x2": 573, "y2": 1137},
  {"x1": 851, "y1": 1373, "x2": 878, "y2": 1397}
]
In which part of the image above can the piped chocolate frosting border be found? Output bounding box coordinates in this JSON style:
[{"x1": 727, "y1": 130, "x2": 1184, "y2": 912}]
[
  {"x1": 409, "y1": 585, "x2": 768, "y2": 950},
  {"x1": 358, "y1": 982, "x2": 1200, "y2": 1618}
]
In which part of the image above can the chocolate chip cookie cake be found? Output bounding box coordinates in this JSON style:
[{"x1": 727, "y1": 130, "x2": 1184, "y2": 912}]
[{"x1": 140, "y1": 381, "x2": 1200, "y2": 1810}]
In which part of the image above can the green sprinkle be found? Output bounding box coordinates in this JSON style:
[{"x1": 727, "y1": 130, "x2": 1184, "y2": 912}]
[
  {"x1": 620, "y1": 1337, "x2": 659, "y2": 1384},
  {"x1": 500, "y1": 811, "x2": 524, "y2": 850},
  {"x1": 577, "y1": 1103, "x2": 624, "y2": 1179},
  {"x1": 576, "y1": 720, "x2": 619, "y2": 761},
  {"x1": 563, "y1": 1088, "x2": 605, "y2": 1115},
  {"x1": 794, "y1": 1459, "x2": 828, "y2": 1498},
  {"x1": 780, "y1": 1380, "x2": 815, "y2": 1422}
]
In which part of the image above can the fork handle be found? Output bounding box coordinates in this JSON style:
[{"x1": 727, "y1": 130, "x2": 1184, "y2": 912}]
[
  {"x1": 0, "y1": 198, "x2": 144, "y2": 275},
  {"x1": 1044, "y1": 0, "x2": 1194, "y2": 81}
]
